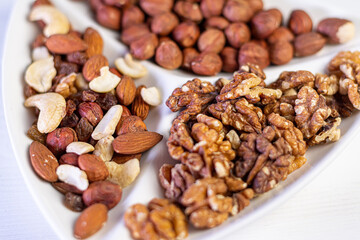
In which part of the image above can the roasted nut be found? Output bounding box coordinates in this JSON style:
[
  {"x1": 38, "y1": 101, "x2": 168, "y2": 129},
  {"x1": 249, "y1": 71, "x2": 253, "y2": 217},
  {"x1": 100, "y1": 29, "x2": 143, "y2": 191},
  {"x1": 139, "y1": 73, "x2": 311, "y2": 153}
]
[
  {"x1": 191, "y1": 52, "x2": 222, "y2": 76},
  {"x1": 115, "y1": 75, "x2": 136, "y2": 106},
  {"x1": 270, "y1": 41, "x2": 294, "y2": 65},
  {"x1": 121, "y1": 23, "x2": 150, "y2": 45},
  {"x1": 64, "y1": 192, "x2": 85, "y2": 212},
  {"x1": 197, "y1": 29, "x2": 225, "y2": 54},
  {"x1": 317, "y1": 18, "x2": 355, "y2": 44},
  {"x1": 56, "y1": 164, "x2": 89, "y2": 191},
  {"x1": 174, "y1": 1, "x2": 203, "y2": 22},
  {"x1": 105, "y1": 159, "x2": 140, "y2": 188},
  {"x1": 141, "y1": 87, "x2": 162, "y2": 106},
  {"x1": 92, "y1": 105, "x2": 123, "y2": 140},
  {"x1": 25, "y1": 56, "x2": 56, "y2": 93},
  {"x1": 288, "y1": 10, "x2": 313, "y2": 35},
  {"x1": 132, "y1": 85, "x2": 150, "y2": 120},
  {"x1": 122, "y1": 5, "x2": 145, "y2": 29},
  {"x1": 66, "y1": 142, "x2": 95, "y2": 155},
  {"x1": 267, "y1": 27, "x2": 295, "y2": 45},
  {"x1": 89, "y1": 66, "x2": 121, "y2": 93},
  {"x1": 172, "y1": 21, "x2": 200, "y2": 48},
  {"x1": 220, "y1": 47, "x2": 239, "y2": 73},
  {"x1": 112, "y1": 153, "x2": 142, "y2": 164},
  {"x1": 238, "y1": 41, "x2": 270, "y2": 69},
  {"x1": 294, "y1": 32, "x2": 326, "y2": 57},
  {"x1": 78, "y1": 154, "x2": 109, "y2": 182},
  {"x1": 200, "y1": 0, "x2": 225, "y2": 18},
  {"x1": 223, "y1": 0, "x2": 253, "y2": 23},
  {"x1": 205, "y1": 16, "x2": 229, "y2": 30},
  {"x1": 225, "y1": 22, "x2": 251, "y2": 48},
  {"x1": 83, "y1": 27, "x2": 103, "y2": 58},
  {"x1": 46, "y1": 127, "x2": 77, "y2": 156},
  {"x1": 251, "y1": 10, "x2": 281, "y2": 39},
  {"x1": 82, "y1": 180, "x2": 122, "y2": 209},
  {"x1": 78, "y1": 102, "x2": 103, "y2": 126},
  {"x1": 96, "y1": 5, "x2": 121, "y2": 30},
  {"x1": 139, "y1": 0, "x2": 173, "y2": 16},
  {"x1": 247, "y1": 0, "x2": 263, "y2": 13},
  {"x1": 182, "y1": 48, "x2": 199, "y2": 71},
  {"x1": 32, "y1": 46, "x2": 50, "y2": 61},
  {"x1": 155, "y1": 40, "x2": 183, "y2": 70},
  {"x1": 151, "y1": 12, "x2": 179, "y2": 36},
  {"x1": 52, "y1": 181, "x2": 83, "y2": 195},
  {"x1": 130, "y1": 33, "x2": 158, "y2": 60},
  {"x1": 82, "y1": 54, "x2": 109, "y2": 82},
  {"x1": 102, "y1": 0, "x2": 128, "y2": 7},
  {"x1": 59, "y1": 153, "x2": 79, "y2": 166},
  {"x1": 93, "y1": 136, "x2": 114, "y2": 162},
  {"x1": 45, "y1": 33, "x2": 87, "y2": 54},
  {"x1": 115, "y1": 53, "x2": 148, "y2": 79},
  {"x1": 113, "y1": 131, "x2": 163, "y2": 154},
  {"x1": 116, "y1": 115, "x2": 147, "y2": 135}
]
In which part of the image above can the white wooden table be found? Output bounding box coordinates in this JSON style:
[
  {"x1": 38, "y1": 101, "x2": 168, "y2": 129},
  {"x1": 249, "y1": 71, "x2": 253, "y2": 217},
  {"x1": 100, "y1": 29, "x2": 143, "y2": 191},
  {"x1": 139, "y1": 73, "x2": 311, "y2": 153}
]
[{"x1": 1, "y1": 1, "x2": 359, "y2": 239}]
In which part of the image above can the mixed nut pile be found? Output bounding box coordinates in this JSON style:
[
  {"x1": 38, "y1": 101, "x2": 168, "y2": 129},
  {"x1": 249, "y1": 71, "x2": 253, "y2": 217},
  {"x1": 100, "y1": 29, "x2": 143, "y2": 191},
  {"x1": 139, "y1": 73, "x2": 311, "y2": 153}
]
[
  {"x1": 25, "y1": 1, "x2": 163, "y2": 239},
  {"x1": 88, "y1": 0, "x2": 354, "y2": 75}
]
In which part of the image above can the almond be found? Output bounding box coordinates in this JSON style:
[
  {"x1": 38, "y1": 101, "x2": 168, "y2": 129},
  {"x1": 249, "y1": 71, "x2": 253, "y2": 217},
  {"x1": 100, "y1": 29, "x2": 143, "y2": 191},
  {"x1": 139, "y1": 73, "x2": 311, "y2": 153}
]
[
  {"x1": 112, "y1": 131, "x2": 163, "y2": 154},
  {"x1": 84, "y1": 27, "x2": 104, "y2": 58},
  {"x1": 115, "y1": 75, "x2": 136, "y2": 106},
  {"x1": 112, "y1": 153, "x2": 142, "y2": 164},
  {"x1": 78, "y1": 154, "x2": 109, "y2": 182},
  {"x1": 29, "y1": 141, "x2": 59, "y2": 182},
  {"x1": 82, "y1": 180, "x2": 122, "y2": 209},
  {"x1": 116, "y1": 115, "x2": 147, "y2": 135},
  {"x1": 45, "y1": 33, "x2": 87, "y2": 54},
  {"x1": 82, "y1": 55, "x2": 109, "y2": 82},
  {"x1": 131, "y1": 85, "x2": 149, "y2": 120},
  {"x1": 74, "y1": 203, "x2": 108, "y2": 239},
  {"x1": 294, "y1": 32, "x2": 326, "y2": 57}
]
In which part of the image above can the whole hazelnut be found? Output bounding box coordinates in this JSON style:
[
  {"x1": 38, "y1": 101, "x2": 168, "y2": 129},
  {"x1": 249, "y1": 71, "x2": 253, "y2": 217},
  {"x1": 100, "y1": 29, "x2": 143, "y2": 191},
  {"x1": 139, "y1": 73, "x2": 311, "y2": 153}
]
[
  {"x1": 247, "y1": 0, "x2": 263, "y2": 13},
  {"x1": 197, "y1": 29, "x2": 226, "y2": 53},
  {"x1": 182, "y1": 48, "x2": 199, "y2": 71},
  {"x1": 220, "y1": 47, "x2": 239, "y2": 72},
  {"x1": 130, "y1": 33, "x2": 159, "y2": 60},
  {"x1": 139, "y1": 0, "x2": 173, "y2": 16},
  {"x1": 238, "y1": 41, "x2": 270, "y2": 69},
  {"x1": 121, "y1": 23, "x2": 150, "y2": 45},
  {"x1": 96, "y1": 5, "x2": 121, "y2": 30},
  {"x1": 59, "y1": 153, "x2": 79, "y2": 166},
  {"x1": 225, "y1": 22, "x2": 251, "y2": 48},
  {"x1": 251, "y1": 10, "x2": 281, "y2": 39},
  {"x1": 122, "y1": 6, "x2": 145, "y2": 29},
  {"x1": 89, "y1": 0, "x2": 103, "y2": 10},
  {"x1": 223, "y1": 0, "x2": 254, "y2": 23},
  {"x1": 155, "y1": 40, "x2": 183, "y2": 70},
  {"x1": 288, "y1": 10, "x2": 313, "y2": 35},
  {"x1": 172, "y1": 21, "x2": 200, "y2": 47},
  {"x1": 294, "y1": 32, "x2": 326, "y2": 57},
  {"x1": 270, "y1": 41, "x2": 293, "y2": 65},
  {"x1": 267, "y1": 8, "x2": 282, "y2": 25},
  {"x1": 78, "y1": 102, "x2": 104, "y2": 126},
  {"x1": 205, "y1": 16, "x2": 230, "y2": 30},
  {"x1": 103, "y1": 0, "x2": 129, "y2": 7},
  {"x1": 151, "y1": 12, "x2": 179, "y2": 36},
  {"x1": 191, "y1": 52, "x2": 222, "y2": 76},
  {"x1": 267, "y1": 27, "x2": 295, "y2": 44},
  {"x1": 200, "y1": 0, "x2": 225, "y2": 18},
  {"x1": 46, "y1": 127, "x2": 78, "y2": 156},
  {"x1": 174, "y1": 1, "x2": 203, "y2": 22}
]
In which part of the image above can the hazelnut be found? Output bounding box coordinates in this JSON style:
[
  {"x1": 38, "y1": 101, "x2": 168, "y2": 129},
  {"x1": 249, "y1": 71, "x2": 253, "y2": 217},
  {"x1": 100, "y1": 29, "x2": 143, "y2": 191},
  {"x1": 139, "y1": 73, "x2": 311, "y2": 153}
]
[
  {"x1": 251, "y1": 10, "x2": 281, "y2": 39},
  {"x1": 200, "y1": 0, "x2": 225, "y2": 18},
  {"x1": 122, "y1": 6, "x2": 145, "y2": 29},
  {"x1": 89, "y1": 0, "x2": 103, "y2": 10},
  {"x1": 223, "y1": 0, "x2": 254, "y2": 23},
  {"x1": 130, "y1": 33, "x2": 159, "y2": 60},
  {"x1": 225, "y1": 22, "x2": 251, "y2": 48},
  {"x1": 247, "y1": 0, "x2": 264, "y2": 13},
  {"x1": 121, "y1": 23, "x2": 150, "y2": 45},
  {"x1": 155, "y1": 40, "x2": 183, "y2": 70},
  {"x1": 96, "y1": 5, "x2": 121, "y2": 30},
  {"x1": 182, "y1": 47, "x2": 199, "y2": 71},
  {"x1": 270, "y1": 41, "x2": 294, "y2": 65},
  {"x1": 59, "y1": 153, "x2": 79, "y2": 166},
  {"x1": 267, "y1": 8, "x2": 282, "y2": 25},
  {"x1": 46, "y1": 127, "x2": 78, "y2": 156},
  {"x1": 288, "y1": 10, "x2": 313, "y2": 35},
  {"x1": 197, "y1": 29, "x2": 226, "y2": 53},
  {"x1": 139, "y1": 0, "x2": 173, "y2": 16},
  {"x1": 78, "y1": 102, "x2": 104, "y2": 126},
  {"x1": 294, "y1": 32, "x2": 326, "y2": 57},
  {"x1": 172, "y1": 21, "x2": 200, "y2": 48},
  {"x1": 191, "y1": 52, "x2": 222, "y2": 76},
  {"x1": 220, "y1": 47, "x2": 239, "y2": 73},
  {"x1": 238, "y1": 41, "x2": 270, "y2": 69},
  {"x1": 205, "y1": 16, "x2": 229, "y2": 30},
  {"x1": 103, "y1": 0, "x2": 128, "y2": 7},
  {"x1": 317, "y1": 18, "x2": 355, "y2": 44},
  {"x1": 174, "y1": 1, "x2": 203, "y2": 22},
  {"x1": 267, "y1": 27, "x2": 294, "y2": 44},
  {"x1": 151, "y1": 12, "x2": 179, "y2": 36}
]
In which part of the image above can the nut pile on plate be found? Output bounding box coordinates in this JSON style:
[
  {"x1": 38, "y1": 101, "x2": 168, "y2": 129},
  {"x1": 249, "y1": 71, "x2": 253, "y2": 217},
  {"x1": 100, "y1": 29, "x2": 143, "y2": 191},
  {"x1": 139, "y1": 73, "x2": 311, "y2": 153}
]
[
  {"x1": 25, "y1": 0, "x2": 163, "y2": 239},
  {"x1": 88, "y1": 0, "x2": 354, "y2": 75},
  {"x1": 124, "y1": 51, "x2": 360, "y2": 238}
]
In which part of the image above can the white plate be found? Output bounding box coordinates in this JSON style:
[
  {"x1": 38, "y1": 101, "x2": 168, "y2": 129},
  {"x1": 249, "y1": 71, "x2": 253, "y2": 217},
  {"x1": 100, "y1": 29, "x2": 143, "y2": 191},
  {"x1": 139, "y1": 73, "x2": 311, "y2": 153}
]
[{"x1": 2, "y1": 0, "x2": 360, "y2": 239}]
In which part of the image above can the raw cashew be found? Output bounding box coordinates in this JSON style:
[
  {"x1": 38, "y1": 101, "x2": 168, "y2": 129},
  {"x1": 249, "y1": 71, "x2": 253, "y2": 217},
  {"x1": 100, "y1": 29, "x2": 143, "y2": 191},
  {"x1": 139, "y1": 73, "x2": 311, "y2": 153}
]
[
  {"x1": 92, "y1": 105, "x2": 123, "y2": 140},
  {"x1": 93, "y1": 136, "x2": 114, "y2": 162},
  {"x1": 25, "y1": 56, "x2": 56, "y2": 93},
  {"x1": 56, "y1": 164, "x2": 89, "y2": 191},
  {"x1": 24, "y1": 93, "x2": 66, "y2": 133},
  {"x1": 66, "y1": 142, "x2": 95, "y2": 155},
  {"x1": 32, "y1": 46, "x2": 50, "y2": 61},
  {"x1": 105, "y1": 159, "x2": 140, "y2": 188},
  {"x1": 29, "y1": 5, "x2": 70, "y2": 37},
  {"x1": 115, "y1": 53, "x2": 148, "y2": 79},
  {"x1": 140, "y1": 87, "x2": 162, "y2": 106},
  {"x1": 89, "y1": 66, "x2": 121, "y2": 93}
]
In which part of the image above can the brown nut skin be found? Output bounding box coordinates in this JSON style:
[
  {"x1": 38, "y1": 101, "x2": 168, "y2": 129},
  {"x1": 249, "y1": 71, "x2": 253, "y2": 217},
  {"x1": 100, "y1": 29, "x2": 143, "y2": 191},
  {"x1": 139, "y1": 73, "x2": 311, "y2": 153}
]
[
  {"x1": 225, "y1": 22, "x2": 251, "y2": 48},
  {"x1": 172, "y1": 21, "x2": 200, "y2": 48},
  {"x1": 112, "y1": 153, "x2": 141, "y2": 164},
  {"x1": 52, "y1": 182, "x2": 83, "y2": 195},
  {"x1": 130, "y1": 33, "x2": 159, "y2": 60},
  {"x1": 220, "y1": 47, "x2": 239, "y2": 72},
  {"x1": 59, "y1": 153, "x2": 79, "y2": 166},
  {"x1": 223, "y1": 0, "x2": 254, "y2": 23},
  {"x1": 251, "y1": 10, "x2": 281, "y2": 39},
  {"x1": 294, "y1": 32, "x2": 326, "y2": 57},
  {"x1": 121, "y1": 23, "x2": 150, "y2": 45},
  {"x1": 155, "y1": 40, "x2": 183, "y2": 70},
  {"x1": 200, "y1": 0, "x2": 225, "y2": 18},
  {"x1": 64, "y1": 192, "x2": 85, "y2": 212},
  {"x1": 247, "y1": 0, "x2": 264, "y2": 13},
  {"x1": 82, "y1": 181, "x2": 122, "y2": 209},
  {"x1": 78, "y1": 102, "x2": 104, "y2": 127},
  {"x1": 267, "y1": 27, "x2": 295, "y2": 45},
  {"x1": 288, "y1": 10, "x2": 313, "y2": 35},
  {"x1": 238, "y1": 41, "x2": 270, "y2": 69},
  {"x1": 267, "y1": 8, "x2": 283, "y2": 25},
  {"x1": 151, "y1": 12, "x2": 179, "y2": 36},
  {"x1": 139, "y1": 0, "x2": 174, "y2": 16},
  {"x1": 182, "y1": 48, "x2": 199, "y2": 71},
  {"x1": 317, "y1": 18, "x2": 355, "y2": 44},
  {"x1": 191, "y1": 52, "x2": 222, "y2": 76},
  {"x1": 122, "y1": 6, "x2": 145, "y2": 29},
  {"x1": 270, "y1": 41, "x2": 294, "y2": 65},
  {"x1": 46, "y1": 128, "x2": 78, "y2": 156},
  {"x1": 116, "y1": 75, "x2": 136, "y2": 106},
  {"x1": 174, "y1": 1, "x2": 203, "y2": 22},
  {"x1": 116, "y1": 115, "x2": 147, "y2": 135},
  {"x1": 197, "y1": 29, "x2": 225, "y2": 53},
  {"x1": 96, "y1": 5, "x2": 121, "y2": 30},
  {"x1": 78, "y1": 154, "x2": 109, "y2": 182},
  {"x1": 205, "y1": 16, "x2": 229, "y2": 30}
]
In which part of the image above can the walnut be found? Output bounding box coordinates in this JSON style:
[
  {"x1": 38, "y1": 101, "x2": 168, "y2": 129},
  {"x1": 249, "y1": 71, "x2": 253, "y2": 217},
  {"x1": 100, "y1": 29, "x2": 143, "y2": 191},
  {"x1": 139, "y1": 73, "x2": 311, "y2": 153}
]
[
  {"x1": 237, "y1": 63, "x2": 266, "y2": 81},
  {"x1": 215, "y1": 78, "x2": 231, "y2": 92},
  {"x1": 287, "y1": 155, "x2": 307, "y2": 175},
  {"x1": 263, "y1": 95, "x2": 296, "y2": 122},
  {"x1": 270, "y1": 70, "x2": 315, "y2": 92},
  {"x1": 167, "y1": 122, "x2": 194, "y2": 160},
  {"x1": 328, "y1": 51, "x2": 360, "y2": 75},
  {"x1": 308, "y1": 117, "x2": 341, "y2": 146},
  {"x1": 232, "y1": 188, "x2": 254, "y2": 215},
  {"x1": 315, "y1": 73, "x2": 339, "y2": 96},
  {"x1": 224, "y1": 175, "x2": 247, "y2": 192}
]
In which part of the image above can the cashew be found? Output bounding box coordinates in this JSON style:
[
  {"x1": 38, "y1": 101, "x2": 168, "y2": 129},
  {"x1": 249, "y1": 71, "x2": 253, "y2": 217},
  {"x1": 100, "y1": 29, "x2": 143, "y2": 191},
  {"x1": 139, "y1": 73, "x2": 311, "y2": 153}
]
[
  {"x1": 75, "y1": 73, "x2": 89, "y2": 90},
  {"x1": 55, "y1": 73, "x2": 77, "y2": 98},
  {"x1": 115, "y1": 53, "x2": 148, "y2": 79},
  {"x1": 105, "y1": 159, "x2": 140, "y2": 188},
  {"x1": 93, "y1": 136, "x2": 114, "y2": 162},
  {"x1": 66, "y1": 142, "x2": 95, "y2": 155},
  {"x1": 29, "y1": 5, "x2": 70, "y2": 37},
  {"x1": 56, "y1": 164, "x2": 89, "y2": 191},
  {"x1": 92, "y1": 105, "x2": 123, "y2": 140},
  {"x1": 140, "y1": 87, "x2": 162, "y2": 106},
  {"x1": 89, "y1": 66, "x2": 121, "y2": 93},
  {"x1": 32, "y1": 46, "x2": 50, "y2": 61},
  {"x1": 24, "y1": 93, "x2": 66, "y2": 133},
  {"x1": 25, "y1": 56, "x2": 56, "y2": 93}
]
